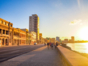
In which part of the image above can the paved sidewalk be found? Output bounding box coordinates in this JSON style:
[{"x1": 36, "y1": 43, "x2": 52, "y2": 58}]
[{"x1": 0, "y1": 46, "x2": 64, "y2": 66}]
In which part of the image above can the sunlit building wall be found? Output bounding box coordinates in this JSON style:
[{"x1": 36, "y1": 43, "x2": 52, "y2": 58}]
[
  {"x1": 0, "y1": 18, "x2": 29, "y2": 46},
  {"x1": 39, "y1": 33, "x2": 42, "y2": 43},
  {"x1": 29, "y1": 31, "x2": 36, "y2": 44},
  {"x1": 12, "y1": 28, "x2": 26, "y2": 45},
  {"x1": 21, "y1": 29, "x2": 30, "y2": 44},
  {"x1": 51, "y1": 38, "x2": 56, "y2": 43},
  {"x1": 0, "y1": 18, "x2": 13, "y2": 46}
]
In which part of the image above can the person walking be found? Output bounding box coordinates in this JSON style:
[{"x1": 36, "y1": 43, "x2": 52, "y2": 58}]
[
  {"x1": 50, "y1": 43, "x2": 53, "y2": 49},
  {"x1": 47, "y1": 42, "x2": 50, "y2": 49},
  {"x1": 55, "y1": 42, "x2": 59, "y2": 48}
]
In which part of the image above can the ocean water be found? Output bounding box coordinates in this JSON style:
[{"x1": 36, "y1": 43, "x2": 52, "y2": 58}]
[{"x1": 67, "y1": 43, "x2": 88, "y2": 53}]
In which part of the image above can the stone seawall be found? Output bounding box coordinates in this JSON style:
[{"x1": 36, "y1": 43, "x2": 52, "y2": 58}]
[{"x1": 57, "y1": 46, "x2": 88, "y2": 66}]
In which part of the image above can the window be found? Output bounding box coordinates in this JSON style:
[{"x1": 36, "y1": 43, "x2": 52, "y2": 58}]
[
  {"x1": 0, "y1": 21, "x2": 1, "y2": 23},
  {"x1": 3, "y1": 30, "x2": 5, "y2": 34},
  {"x1": 6, "y1": 31, "x2": 8, "y2": 35},
  {"x1": 0, "y1": 20, "x2": 3, "y2": 24},
  {"x1": 7, "y1": 23, "x2": 8, "y2": 26},
  {"x1": 3, "y1": 22, "x2": 6, "y2": 25},
  {"x1": 8, "y1": 23, "x2": 9, "y2": 26},
  {"x1": 2, "y1": 39, "x2": 4, "y2": 45},
  {"x1": 10, "y1": 25, "x2": 12, "y2": 27},
  {"x1": 0, "y1": 29, "x2": 1, "y2": 34}
]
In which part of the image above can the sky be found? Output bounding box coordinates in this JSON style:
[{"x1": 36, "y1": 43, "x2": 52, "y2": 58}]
[{"x1": 0, "y1": 0, "x2": 88, "y2": 40}]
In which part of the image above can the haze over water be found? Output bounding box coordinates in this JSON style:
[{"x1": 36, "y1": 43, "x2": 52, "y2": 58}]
[{"x1": 67, "y1": 43, "x2": 88, "y2": 53}]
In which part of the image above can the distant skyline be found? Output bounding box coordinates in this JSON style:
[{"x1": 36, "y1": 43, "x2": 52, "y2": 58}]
[{"x1": 0, "y1": 0, "x2": 88, "y2": 40}]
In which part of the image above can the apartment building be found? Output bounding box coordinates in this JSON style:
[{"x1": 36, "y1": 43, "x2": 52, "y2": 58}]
[
  {"x1": 12, "y1": 28, "x2": 26, "y2": 45},
  {"x1": 21, "y1": 29, "x2": 30, "y2": 45},
  {"x1": 29, "y1": 31, "x2": 36, "y2": 44},
  {"x1": 0, "y1": 18, "x2": 29, "y2": 46},
  {"x1": 29, "y1": 14, "x2": 39, "y2": 42},
  {"x1": 0, "y1": 18, "x2": 13, "y2": 46}
]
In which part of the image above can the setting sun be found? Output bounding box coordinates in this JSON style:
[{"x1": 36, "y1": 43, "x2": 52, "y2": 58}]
[{"x1": 79, "y1": 27, "x2": 88, "y2": 40}]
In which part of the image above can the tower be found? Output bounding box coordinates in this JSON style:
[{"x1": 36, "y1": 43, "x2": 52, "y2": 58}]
[{"x1": 29, "y1": 14, "x2": 39, "y2": 41}]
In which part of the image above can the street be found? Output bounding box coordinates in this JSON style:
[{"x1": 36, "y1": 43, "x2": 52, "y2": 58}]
[
  {"x1": 0, "y1": 46, "x2": 64, "y2": 66},
  {"x1": 0, "y1": 44, "x2": 44, "y2": 62}
]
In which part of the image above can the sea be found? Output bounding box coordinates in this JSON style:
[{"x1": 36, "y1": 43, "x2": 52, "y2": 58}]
[{"x1": 67, "y1": 43, "x2": 88, "y2": 54}]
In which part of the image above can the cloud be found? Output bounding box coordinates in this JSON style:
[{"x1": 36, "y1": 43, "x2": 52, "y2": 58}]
[{"x1": 69, "y1": 19, "x2": 82, "y2": 25}]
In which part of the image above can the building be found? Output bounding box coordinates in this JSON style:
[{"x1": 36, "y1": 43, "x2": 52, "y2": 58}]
[
  {"x1": 46, "y1": 37, "x2": 56, "y2": 43},
  {"x1": 51, "y1": 38, "x2": 56, "y2": 43},
  {"x1": 56, "y1": 37, "x2": 59, "y2": 41},
  {"x1": 0, "y1": 18, "x2": 13, "y2": 46},
  {"x1": 29, "y1": 31, "x2": 36, "y2": 44},
  {"x1": 29, "y1": 14, "x2": 39, "y2": 42},
  {"x1": 63, "y1": 39, "x2": 68, "y2": 43},
  {"x1": 0, "y1": 18, "x2": 30, "y2": 46},
  {"x1": 21, "y1": 29, "x2": 30, "y2": 45},
  {"x1": 43, "y1": 38, "x2": 48, "y2": 43},
  {"x1": 12, "y1": 28, "x2": 27, "y2": 45},
  {"x1": 71, "y1": 36, "x2": 74, "y2": 42},
  {"x1": 39, "y1": 33, "x2": 42, "y2": 43},
  {"x1": 46, "y1": 37, "x2": 50, "y2": 43}
]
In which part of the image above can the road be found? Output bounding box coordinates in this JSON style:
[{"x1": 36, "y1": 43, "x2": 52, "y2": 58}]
[
  {"x1": 0, "y1": 46, "x2": 65, "y2": 66},
  {"x1": 0, "y1": 44, "x2": 44, "y2": 62}
]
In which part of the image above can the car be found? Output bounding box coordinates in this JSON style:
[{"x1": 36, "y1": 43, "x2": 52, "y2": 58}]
[{"x1": 34, "y1": 43, "x2": 37, "y2": 45}]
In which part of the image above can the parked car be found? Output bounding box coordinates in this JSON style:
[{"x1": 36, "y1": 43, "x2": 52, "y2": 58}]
[{"x1": 34, "y1": 43, "x2": 37, "y2": 45}]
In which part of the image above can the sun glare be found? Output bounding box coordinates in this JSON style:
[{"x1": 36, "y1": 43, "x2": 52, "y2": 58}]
[
  {"x1": 79, "y1": 27, "x2": 88, "y2": 40},
  {"x1": 84, "y1": 44, "x2": 88, "y2": 53}
]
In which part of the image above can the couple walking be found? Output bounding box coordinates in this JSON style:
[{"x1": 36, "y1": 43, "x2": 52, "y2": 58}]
[{"x1": 47, "y1": 42, "x2": 54, "y2": 49}]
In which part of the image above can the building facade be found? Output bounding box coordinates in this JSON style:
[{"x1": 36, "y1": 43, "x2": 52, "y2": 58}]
[
  {"x1": 39, "y1": 33, "x2": 42, "y2": 43},
  {"x1": 29, "y1": 31, "x2": 36, "y2": 44},
  {"x1": 56, "y1": 37, "x2": 59, "y2": 41},
  {"x1": 51, "y1": 38, "x2": 56, "y2": 43},
  {"x1": 63, "y1": 39, "x2": 68, "y2": 43},
  {"x1": 71, "y1": 36, "x2": 74, "y2": 41},
  {"x1": 0, "y1": 18, "x2": 29, "y2": 46},
  {"x1": 21, "y1": 29, "x2": 30, "y2": 45},
  {"x1": 29, "y1": 14, "x2": 39, "y2": 42},
  {"x1": 0, "y1": 18, "x2": 13, "y2": 46},
  {"x1": 12, "y1": 28, "x2": 26, "y2": 45}
]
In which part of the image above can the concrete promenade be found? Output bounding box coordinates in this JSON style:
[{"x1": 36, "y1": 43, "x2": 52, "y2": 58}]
[{"x1": 0, "y1": 46, "x2": 64, "y2": 66}]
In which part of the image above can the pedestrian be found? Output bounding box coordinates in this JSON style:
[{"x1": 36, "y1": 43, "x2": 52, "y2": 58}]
[
  {"x1": 47, "y1": 43, "x2": 50, "y2": 49},
  {"x1": 50, "y1": 43, "x2": 53, "y2": 49},
  {"x1": 55, "y1": 42, "x2": 59, "y2": 48}
]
